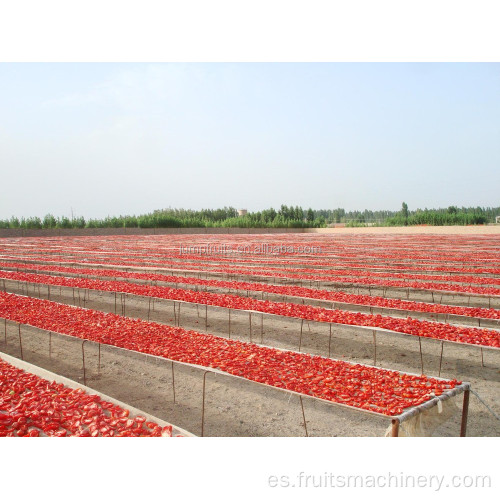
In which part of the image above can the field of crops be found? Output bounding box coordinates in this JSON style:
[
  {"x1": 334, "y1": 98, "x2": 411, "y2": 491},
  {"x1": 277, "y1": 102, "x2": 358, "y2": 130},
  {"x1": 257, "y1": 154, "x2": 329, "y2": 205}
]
[{"x1": 0, "y1": 233, "x2": 499, "y2": 437}]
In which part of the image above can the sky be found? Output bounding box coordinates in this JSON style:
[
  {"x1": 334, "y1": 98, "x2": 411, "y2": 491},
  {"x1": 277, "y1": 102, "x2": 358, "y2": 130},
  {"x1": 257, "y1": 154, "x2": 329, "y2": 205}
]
[{"x1": 0, "y1": 62, "x2": 499, "y2": 220}]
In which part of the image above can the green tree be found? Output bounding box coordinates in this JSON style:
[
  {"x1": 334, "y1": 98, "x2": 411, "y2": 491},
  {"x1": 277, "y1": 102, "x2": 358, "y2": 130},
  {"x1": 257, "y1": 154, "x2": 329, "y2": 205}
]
[
  {"x1": 42, "y1": 214, "x2": 57, "y2": 228},
  {"x1": 401, "y1": 202, "x2": 409, "y2": 225}
]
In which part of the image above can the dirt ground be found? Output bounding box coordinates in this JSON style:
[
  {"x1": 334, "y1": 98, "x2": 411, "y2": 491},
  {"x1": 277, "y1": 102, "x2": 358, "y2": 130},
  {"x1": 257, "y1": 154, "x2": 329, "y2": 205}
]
[
  {"x1": 308, "y1": 226, "x2": 500, "y2": 235},
  {"x1": 1, "y1": 280, "x2": 499, "y2": 437}
]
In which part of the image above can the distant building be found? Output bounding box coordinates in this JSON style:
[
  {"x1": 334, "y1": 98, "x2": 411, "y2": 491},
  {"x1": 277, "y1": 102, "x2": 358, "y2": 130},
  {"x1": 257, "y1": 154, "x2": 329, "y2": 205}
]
[
  {"x1": 496, "y1": 215, "x2": 500, "y2": 224},
  {"x1": 238, "y1": 209, "x2": 248, "y2": 217}
]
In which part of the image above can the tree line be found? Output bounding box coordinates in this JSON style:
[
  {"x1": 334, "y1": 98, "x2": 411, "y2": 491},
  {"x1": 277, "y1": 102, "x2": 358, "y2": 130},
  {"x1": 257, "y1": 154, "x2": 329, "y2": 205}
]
[{"x1": 0, "y1": 204, "x2": 498, "y2": 229}]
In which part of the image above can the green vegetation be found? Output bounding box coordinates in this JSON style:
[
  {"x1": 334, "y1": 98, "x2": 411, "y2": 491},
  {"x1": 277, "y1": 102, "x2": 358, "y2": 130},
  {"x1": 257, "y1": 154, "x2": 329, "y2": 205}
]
[
  {"x1": 385, "y1": 204, "x2": 494, "y2": 226},
  {"x1": 0, "y1": 204, "x2": 498, "y2": 230}
]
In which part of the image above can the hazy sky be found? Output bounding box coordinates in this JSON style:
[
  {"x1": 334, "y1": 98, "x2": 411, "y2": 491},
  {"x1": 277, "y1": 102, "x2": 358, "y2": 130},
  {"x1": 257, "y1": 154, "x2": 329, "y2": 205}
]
[{"x1": 1, "y1": 63, "x2": 499, "y2": 219}]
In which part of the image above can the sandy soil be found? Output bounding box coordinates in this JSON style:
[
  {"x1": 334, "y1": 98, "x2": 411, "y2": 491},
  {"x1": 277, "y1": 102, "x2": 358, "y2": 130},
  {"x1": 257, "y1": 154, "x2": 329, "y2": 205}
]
[
  {"x1": 306, "y1": 226, "x2": 500, "y2": 235},
  {"x1": 2, "y1": 281, "x2": 499, "y2": 437},
  {"x1": 1, "y1": 224, "x2": 499, "y2": 238}
]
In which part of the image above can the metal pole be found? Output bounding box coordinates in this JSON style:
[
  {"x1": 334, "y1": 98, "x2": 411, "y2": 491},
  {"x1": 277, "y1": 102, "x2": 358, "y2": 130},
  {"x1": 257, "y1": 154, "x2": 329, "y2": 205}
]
[
  {"x1": 82, "y1": 340, "x2": 88, "y2": 385},
  {"x1": 201, "y1": 371, "x2": 210, "y2": 437},
  {"x1": 438, "y1": 341, "x2": 444, "y2": 377},
  {"x1": 18, "y1": 323, "x2": 23, "y2": 360},
  {"x1": 299, "y1": 396, "x2": 308, "y2": 437},
  {"x1": 49, "y1": 331, "x2": 52, "y2": 357},
  {"x1": 418, "y1": 337, "x2": 424, "y2": 374},
  {"x1": 249, "y1": 312, "x2": 252, "y2": 342},
  {"x1": 298, "y1": 319, "x2": 304, "y2": 352},
  {"x1": 261, "y1": 313, "x2": 264, "y2": 343},
  {"x1": 205, "y1": 304, "x2": 208, "y2": 330},
  {"x1": 372, "y1": 331, "x2": 377, "y2": 365},
  {"x1": 328, "y1": 323, "x2": 332, "y2": 358},
  {"x1": 171, "y1": 361, "x2": 176, "y2": 403},
  {"x1": 460, "y1": 390, "x2": 470, "y2": 437}
]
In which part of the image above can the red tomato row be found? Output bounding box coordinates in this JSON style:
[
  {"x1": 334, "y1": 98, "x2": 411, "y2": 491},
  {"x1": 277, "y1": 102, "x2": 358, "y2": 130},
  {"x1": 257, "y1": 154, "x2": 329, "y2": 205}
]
[
  {"x1": 3, "y1": 238, "x2": 500, "y2": 274},
  {"x1": 2, "y1": 252, "x2": 499, "y2": 296},
  {"x1": 0, "y1": 291, "x2": 462, "y2": 417},
  {"x1": 2, "y1": 261, "x2": 499, "y2": 320},
  {"x1": 0, "y1": 358, "x2": 173, "y2": 437},
  {"x1": 1, "y1": 270, "x2": 499, "y2": 348},
  {"x1": 4, "y1": 248, "x2": 500, "y2": 286},
  {"x1": 2, "y1": 234, "x2": 499, "y2": 273}
]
